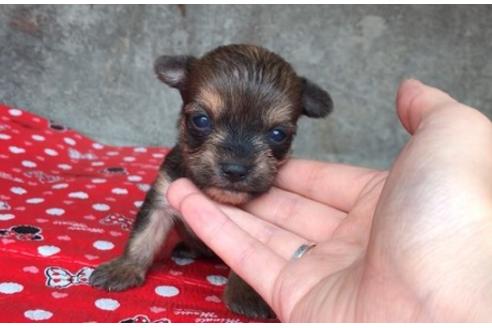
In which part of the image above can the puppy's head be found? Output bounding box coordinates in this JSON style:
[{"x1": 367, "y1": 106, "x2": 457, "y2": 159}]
[{"x1": 155, "y1": 44, "x2": 332, "y2": 205}]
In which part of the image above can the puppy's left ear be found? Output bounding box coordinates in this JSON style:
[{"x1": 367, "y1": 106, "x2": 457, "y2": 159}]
[
  {"x1": 154, "y1": 55, "x2": 196, "y2": 91},
  {"x1": 300, "y1": 78, "x2": 333, "y2": 118}
]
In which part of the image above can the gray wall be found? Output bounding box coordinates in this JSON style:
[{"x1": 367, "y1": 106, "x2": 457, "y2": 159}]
[{"x1": 1, "y1": 5, "x2": 491, "y2": 169}]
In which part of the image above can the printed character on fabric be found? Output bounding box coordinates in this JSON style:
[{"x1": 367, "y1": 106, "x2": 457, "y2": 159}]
[{"x1": 0, "y1": 225, "x2": 43, "y2": 241}]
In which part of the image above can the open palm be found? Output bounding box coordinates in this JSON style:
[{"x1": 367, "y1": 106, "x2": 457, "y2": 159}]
[{"x1": 168, "y1": 80, "x2": 492, "y2": 322}]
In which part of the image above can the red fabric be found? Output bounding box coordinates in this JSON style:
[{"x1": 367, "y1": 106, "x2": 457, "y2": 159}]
[{"x1": 0, "y1": 104, "x2": 265, "y2": 322}]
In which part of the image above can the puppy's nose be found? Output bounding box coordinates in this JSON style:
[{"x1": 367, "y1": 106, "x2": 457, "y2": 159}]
[{"x1": 220, "y1": 162, "x2": 251, "y2": 182}]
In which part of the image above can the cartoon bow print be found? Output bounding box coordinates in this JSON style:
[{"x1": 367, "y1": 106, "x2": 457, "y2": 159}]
[{"x1": 45, "y1": 266, "x2": 94, "y2": 288}]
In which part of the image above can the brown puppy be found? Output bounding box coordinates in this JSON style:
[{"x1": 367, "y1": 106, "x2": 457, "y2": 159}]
[{"x1": 89, "y1": 44, "x2": 333, "y2": 319}]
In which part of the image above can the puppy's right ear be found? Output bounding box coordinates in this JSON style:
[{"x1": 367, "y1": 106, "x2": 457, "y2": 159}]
[{"x1": 154, "y1": 55, "x2": 196, "y2": 90}]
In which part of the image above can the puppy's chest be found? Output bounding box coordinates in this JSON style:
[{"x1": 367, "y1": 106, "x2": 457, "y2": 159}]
[{"x1": 156, "y1": 146, "x2": 215, "y2": 257}]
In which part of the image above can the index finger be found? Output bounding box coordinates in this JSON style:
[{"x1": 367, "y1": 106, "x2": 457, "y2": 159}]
[
  {"x1": 167, "y1": 178, "x2": 287, "y2": 305},
  {"x1": 275, "y1": 159, "x2": 382, "y2": 212}
]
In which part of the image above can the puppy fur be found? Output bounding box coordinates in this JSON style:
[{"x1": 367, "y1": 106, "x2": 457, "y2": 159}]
[{"x1": 89, "y1": 44, "x2": 333, "y2": 319}]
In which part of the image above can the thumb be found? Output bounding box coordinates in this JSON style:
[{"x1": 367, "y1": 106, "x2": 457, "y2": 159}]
[{"x1": 396, "y1": 79, "x2": 458, "y2": 134}]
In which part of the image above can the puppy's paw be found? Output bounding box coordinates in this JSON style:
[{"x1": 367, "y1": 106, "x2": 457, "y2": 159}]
[
  {"x1": 89, "y1": 257, "x2": 145, "y2": 292},
  {"x1": 226, "y1": 295, "x2": 275, "y2": 319},
  {"x1": 224, "y1": 272, "x2": 276, "y2": 319},
  {"x1": 171, "y1": 242, "x2": 199, "y2": 259}
]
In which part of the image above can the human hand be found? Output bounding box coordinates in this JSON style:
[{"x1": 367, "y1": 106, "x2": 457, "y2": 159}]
[{"x1": 167, "y1": 80, "x2": 492, "y2": 322}]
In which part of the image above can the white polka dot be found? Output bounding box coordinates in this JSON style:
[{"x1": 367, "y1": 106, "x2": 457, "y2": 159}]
[
  {"x1": 134, "y1": 201, "x2": 143, "y2": 208},
  {"x1": 95, "y1": 298, "x2": 120, "y2": 311},
  {"x1": 172, "y1": 257, "x2": 194, "y2": 266},
  {"x1": 51, "y1": 291, "x2": 68, "y2": 299},
  {"x1": 46, "y1": 208, "x2": 65, "y2": 216},
  {"x1": 111, "y1": 188, "x2": 128, "y2": 195},
  {"x1": 21, "y1": 160, "x2": 37, "y2": 168},
  {"x1": 206, "y1": 275, "x2": 228, "y2": 286},
  {"x1": 63, "y1": 137, "x2": 76, "y2": 146},
  {"x1": 93, "y1": 240, "x2": 114, "y2": 250},
  {"x1": 205, "y1": 295, "x2": 222, "y2": 303},
  {"x1": 69, "y1": 191, "x2": 89, "y2": 199},
  {"x1": 0, "y1": 282, "x2": 24, "y2": 294},
  {"x1": 10, "y1": 187, "x2": 27, "y2": 195},
  {"x1": 9, "y1": 146, "x2": 25, "y2": 154},
  {"x1": 106, "y1": 151, "x2": 119, "y2": 156},
  {"x1": 44, "y1": 148, "x2": 58, "y2": 156},
  {"x1": 155, "y1": 285, "x2": 180, "y2": 297},
  {"x1": 128, "y1": 175, "x2": 142, "y2": 182},
  {"x1": 91, "y1": 178, "x2": 106, "y2": 184},
  {"x1": 134, "y1": 147, "x2": 147, "y2": 153},
  {"x1": 32, "y1": 135, "x2": 45, "y2": 141},
  {"x1": 23, "y1": 266, "x2": 39, "y2": 274},
  {"x1": 0, "y1": 133, "x2": 11, "y2": 140},
  {"x1": 0, "y1": 214, "x2": 15, "y2": 221},
  {"x1": 24, "y1": 309, "x2": 53, "y2": 321},
  {"x1": 26, "y1": 198, "x2": 44, "y2": 204},
  {"x1": 52, "y1": 183, "x2": 68, "y2": 189},
  {"x1": 91, "y1": 161, "x2": 105, "y2": 166},
  {"x1": 57, "y1": 164, "x2": 72, "y2": 170},
  {"x1": 138, "y1": 184, "x2": 151, "y2": 192},
  {"x1": 8, "y1": 109, "x2": 22, "y2": 116},
  {"x1": 123, "y1": 156, "x2": 135, "y2": 162},
  {"x1": 92, "y1": 143, "x2": 104, "y2": 150},
  {"x1": 37, "y1": 245, "x2": 61, "y2": 257},
  {"x1": 92, "y1": 203, "x2": 110, "y2": 211},
  {"x1": 153, "y1": 153, "x2": 165, "y2": 158}
]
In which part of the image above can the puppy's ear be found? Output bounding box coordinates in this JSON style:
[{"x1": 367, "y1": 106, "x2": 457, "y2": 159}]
[
  {"x1": 300, "y1": 78, "x2": 333, "y2": 118},
  {"x1": 154, "y1": 55, "x2": 196, "y2": 90}
]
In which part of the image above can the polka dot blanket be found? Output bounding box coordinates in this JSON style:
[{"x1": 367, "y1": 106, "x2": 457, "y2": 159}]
[{"x1": 0, "y1": 104, "x2": 266, "y2": 322}]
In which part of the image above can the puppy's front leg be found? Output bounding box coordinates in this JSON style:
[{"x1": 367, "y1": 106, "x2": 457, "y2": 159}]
[{"x1": 90, "y1": 173, "x2": 175, "y2": 291}]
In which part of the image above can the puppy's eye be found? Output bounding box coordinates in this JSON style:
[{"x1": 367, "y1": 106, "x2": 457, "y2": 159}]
[
  {"x1": 268, "y1": 128, "x2": 287, "y2": 143},
  {"x1": 190, "y1": 114, "x2": 212, "y2": 131}
]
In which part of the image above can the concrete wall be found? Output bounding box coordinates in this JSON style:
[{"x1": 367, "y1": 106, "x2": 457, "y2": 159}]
[{"x1": 1, "y1": 4, "x2": 491, "y2": 168}]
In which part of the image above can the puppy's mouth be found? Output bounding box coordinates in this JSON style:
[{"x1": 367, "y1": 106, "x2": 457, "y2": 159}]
[
  {"x1": 189, "y1": 166, "x2": 274, "y2": 205},
  {"x1": 203, "y1": 187, "x2": 253, "y2": 206}
]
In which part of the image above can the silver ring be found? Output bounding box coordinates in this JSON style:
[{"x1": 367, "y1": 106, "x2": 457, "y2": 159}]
[{"x1": 291, "y1": 243, "x2": 316, "y2": 260}]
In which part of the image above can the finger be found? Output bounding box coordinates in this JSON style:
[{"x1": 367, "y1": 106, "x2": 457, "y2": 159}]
[
  {"x1": 396, "y1": 79, "x2": 459, "y2": 134},
  {"x1": 220, "y1": 204, "x2": 310, "y2": 259},
  {"x1": 167, "y1": 178, "x2": 287, "y2": 303},
  {"x1": 274, "y1": 158, "x2": 382, "y2": 212},
  {"x1": 242, "y1": 186, "x2": 346, "y2": 241}
]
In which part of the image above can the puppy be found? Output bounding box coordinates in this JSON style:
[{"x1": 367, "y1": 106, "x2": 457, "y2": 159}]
[{"x1": 89, "y1": 44, "x2": 333, "y2": 319}]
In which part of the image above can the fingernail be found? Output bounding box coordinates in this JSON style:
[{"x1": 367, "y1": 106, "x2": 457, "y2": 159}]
[
  {"x1": 397, "y1": 78, "x2": 424, "y2": 107},
  {"x1": 401, "y1": 78, "x2": 423, "y2": 89},
  {"x1": 167, "y1": 178, "x2": 199, "y2": 209}
]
